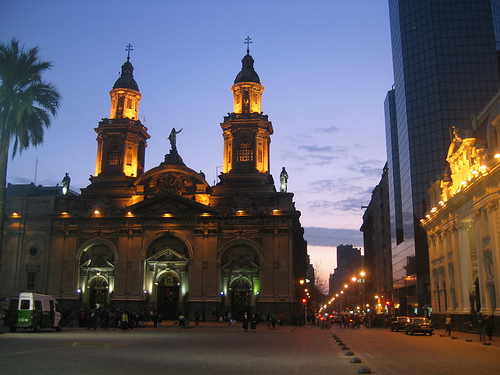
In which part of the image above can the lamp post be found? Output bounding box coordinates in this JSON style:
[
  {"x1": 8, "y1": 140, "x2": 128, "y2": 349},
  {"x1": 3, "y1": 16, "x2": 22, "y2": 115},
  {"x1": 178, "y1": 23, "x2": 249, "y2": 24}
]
[{"x1": 360, "y1": 271, "x2": 366, "y2": 313}]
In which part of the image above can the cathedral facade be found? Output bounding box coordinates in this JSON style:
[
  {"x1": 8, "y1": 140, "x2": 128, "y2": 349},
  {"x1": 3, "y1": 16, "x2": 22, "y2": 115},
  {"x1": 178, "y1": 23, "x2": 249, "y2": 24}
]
[
  {"x1": 422, "y1": 91, "x2": 500, "y2": 330},
  {"x1": 1, "y1": 48, "x2": 308, "y2": 322}
]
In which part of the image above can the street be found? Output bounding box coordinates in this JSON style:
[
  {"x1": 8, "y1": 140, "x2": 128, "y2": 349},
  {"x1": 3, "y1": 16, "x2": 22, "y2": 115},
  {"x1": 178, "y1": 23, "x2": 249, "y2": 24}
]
[{"x1": 0, "y1": 323, "x2": 498, "y2": 374}]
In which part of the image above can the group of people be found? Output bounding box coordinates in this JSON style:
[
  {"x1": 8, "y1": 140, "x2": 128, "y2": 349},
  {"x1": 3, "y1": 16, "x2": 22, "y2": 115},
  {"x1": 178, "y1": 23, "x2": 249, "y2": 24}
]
[
  {"x1": 477, "y1": 313, "x2": 495, "y2": 341},
  {"x1": 61, "y1": 308, "x2": 161, "y2": 330},
  {"x1": 442, "y1": 313, "x2": 495, "y2": 341},
  {"x1": 240, "y1": 312, "x2": 285, "y2": 332}
]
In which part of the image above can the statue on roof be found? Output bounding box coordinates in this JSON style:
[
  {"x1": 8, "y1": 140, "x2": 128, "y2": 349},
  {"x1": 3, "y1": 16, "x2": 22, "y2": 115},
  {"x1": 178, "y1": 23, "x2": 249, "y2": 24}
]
[
  {"x1": 61, "y1": 173, "x2": 70, "y2": 195},
  {"x1": 168, "y1": 127, "x2": 183, "y2": 153},
  {"x1": 280, "y1": 167, "x2": 288, "y2": 192}
]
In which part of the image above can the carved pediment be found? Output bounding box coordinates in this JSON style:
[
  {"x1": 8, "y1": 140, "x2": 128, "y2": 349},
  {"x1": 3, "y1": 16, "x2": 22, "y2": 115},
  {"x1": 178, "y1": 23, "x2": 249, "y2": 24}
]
[
  {"x1": 146, "y1": 247, "x2": 188, "y2": 263},
  {"x1": 123, "y1": 191, "x2": 216, "y2": 216},
  {"x1": 135, "y1": 164, "x2": 210, "y2": 198}
]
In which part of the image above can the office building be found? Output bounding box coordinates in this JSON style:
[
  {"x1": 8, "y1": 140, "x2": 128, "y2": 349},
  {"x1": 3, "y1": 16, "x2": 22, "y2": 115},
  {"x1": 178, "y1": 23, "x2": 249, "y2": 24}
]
[{"x1": 386, "y1": 0, "x2": 500, "y2": 315}]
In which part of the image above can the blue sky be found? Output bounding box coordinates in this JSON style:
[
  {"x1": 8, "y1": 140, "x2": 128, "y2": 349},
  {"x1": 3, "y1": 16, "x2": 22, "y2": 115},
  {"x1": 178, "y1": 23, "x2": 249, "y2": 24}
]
[{"x1": 1, "y1": 1, "x2": 394, "y2": 283}]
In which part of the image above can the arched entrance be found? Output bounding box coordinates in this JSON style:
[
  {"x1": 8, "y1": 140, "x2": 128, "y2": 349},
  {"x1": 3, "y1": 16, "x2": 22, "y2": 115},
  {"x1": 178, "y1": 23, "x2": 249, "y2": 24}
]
[
  {"x1": 144, "y1": 234, "x2": 190, "y2": 319},
  {"x1": 156, "y1": 272, "x2": 180, "y2": 320},
  {"x1": 78, "y1": 243, "x2": 116, "y2": 308},
  {"x1": 221, "y1": 242, "x2": 261, "y2": 319}
]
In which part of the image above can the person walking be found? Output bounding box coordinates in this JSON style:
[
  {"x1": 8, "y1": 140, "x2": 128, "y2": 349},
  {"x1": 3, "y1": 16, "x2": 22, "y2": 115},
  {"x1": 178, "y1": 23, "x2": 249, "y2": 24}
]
[
  {"x1": 478, "y1": 313, "x2": 486, "y2": 341},
  {"x1": 271, "y1": 313, "x2": 277, "y2": 329},
  {"x1": 250, "y1": 313, "x2": 258, "y2": 333},
  {"x1": 485, "y1": 315, "x2": 494, "y2": 341},
  {"x1": 121, "y1": 310, "x2": 129, "y2": 331},
  {"x1": 445, "y1": 314, "x2": 452, "y2": 336},
  {"x1": 242, "y1": 312, "x2": 249, "y2": 332}
]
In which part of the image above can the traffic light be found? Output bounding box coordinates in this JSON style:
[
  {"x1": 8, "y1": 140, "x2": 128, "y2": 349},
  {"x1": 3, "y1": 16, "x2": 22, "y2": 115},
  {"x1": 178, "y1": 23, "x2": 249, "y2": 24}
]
[
  {"x1": 302, "y1": 298, "x2": 307, "y2": 304},
  {"x1": 385, "y1": 301, "x2": 391, "y2": 306}
]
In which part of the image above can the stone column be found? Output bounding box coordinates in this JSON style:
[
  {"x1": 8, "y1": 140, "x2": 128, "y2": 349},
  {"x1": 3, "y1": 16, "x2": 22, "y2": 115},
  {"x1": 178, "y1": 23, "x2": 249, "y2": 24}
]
[{"x1": 458, "y1": 220, "x2": 473, "y2": 314}]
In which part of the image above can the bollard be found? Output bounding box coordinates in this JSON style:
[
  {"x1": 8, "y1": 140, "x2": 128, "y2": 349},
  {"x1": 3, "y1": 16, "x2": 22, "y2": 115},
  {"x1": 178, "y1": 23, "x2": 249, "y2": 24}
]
[
  {"x1": 344, "y1": 350, "x2": 354, "y2": 356},
  {"x1": 358, "y1": 365, "x2": 372, "y2": 374},
  {"x1": 350, "y1": 357, "x2": 361, "y2": 363}
]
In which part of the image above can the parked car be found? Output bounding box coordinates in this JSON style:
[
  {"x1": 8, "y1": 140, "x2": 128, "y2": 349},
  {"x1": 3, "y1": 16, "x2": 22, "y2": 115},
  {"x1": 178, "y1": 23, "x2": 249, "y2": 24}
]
[
  {"x1": 4, "y1": 292, "x2": 62, "y2": 332},
  {"x1": 405, "y1": 317, "x2": 433, "y2": 335},
  {"x1": 390, "y1": 316, "x2": 409, "y2": 332},
  {"x1": 330, "y1": 314, "x2": 342, "y2": 326}
]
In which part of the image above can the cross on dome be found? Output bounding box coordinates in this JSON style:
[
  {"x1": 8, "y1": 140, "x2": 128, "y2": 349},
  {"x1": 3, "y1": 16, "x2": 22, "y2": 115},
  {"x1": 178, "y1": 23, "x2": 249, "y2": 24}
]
[
  {"x1": 244, "y1": 36, "x2": 252, "y2": 54},
  {"x1": 125, "y1": 43, "x2": 133, "y2": 61}
]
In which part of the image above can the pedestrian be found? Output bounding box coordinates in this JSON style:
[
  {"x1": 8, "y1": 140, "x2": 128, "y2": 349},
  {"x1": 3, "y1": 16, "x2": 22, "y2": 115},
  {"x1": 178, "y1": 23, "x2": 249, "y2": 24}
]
[
  {"x1": 178, "y1": 312, "x2": 185, "y2": 328},
  {"x1": 87, "y1": 309, "x2": 97, "y2": 330},
  {"x1": 478, "y1": 313, "x2": 485, "y2": 341},
  {"x1": 242, "y1": 312, "x2": 249, "y2": 332},
  {"x1": 158, "y1": 313, "x2": 162, "y2": 328},
  {"x1": 445, "y1": 314, "x2": 452, "y2": 336},
  {"x1": 250, "y1": 313, "x2": 258, "y2": 332},
  {"x1": 152, "y1": 310, "x2": 158, "y2": 328},
  {"x1": 194, "y1": 310, "x2": 200, "y2": 326},
  {"x1": 485, "y1": 315, "x2": 494, "y2": 341},
  {"x1": 271, "y1": 313, "x2": 277, "y2": 329},
  {"x1": 266, "y1": 313, "x2": 272, "y2": 329},
  {"x1": 121, "y1": 310, "x2": 129, "y2": 331}
]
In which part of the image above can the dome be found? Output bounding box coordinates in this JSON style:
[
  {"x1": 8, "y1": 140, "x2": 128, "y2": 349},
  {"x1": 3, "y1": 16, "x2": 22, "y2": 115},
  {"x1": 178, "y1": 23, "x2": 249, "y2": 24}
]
[
  {"x1": 234, "y1": 53, "x2": 260, "y2": 84},
  {"x1": 113, "y1": 60, "x2": 139, "y2": 91}
]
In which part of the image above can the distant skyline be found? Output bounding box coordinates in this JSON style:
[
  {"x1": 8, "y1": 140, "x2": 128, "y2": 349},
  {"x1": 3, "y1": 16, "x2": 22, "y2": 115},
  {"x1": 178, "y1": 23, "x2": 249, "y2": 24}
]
[{"x1": 1, "y1": 1, "x2": 393, "y2": 283}]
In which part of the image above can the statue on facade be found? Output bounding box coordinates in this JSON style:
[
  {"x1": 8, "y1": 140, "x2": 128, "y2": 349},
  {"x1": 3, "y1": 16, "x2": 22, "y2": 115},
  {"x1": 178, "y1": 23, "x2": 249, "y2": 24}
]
[
  {"x1": 168, "y1": 127, "x2": 183, "y2": 153},
  {"x1": 280, "y1": 167, "x2": 288, "y2": 192},
  {"x1": 61, "y1": 173, "x2": 70, "y2": 195}
]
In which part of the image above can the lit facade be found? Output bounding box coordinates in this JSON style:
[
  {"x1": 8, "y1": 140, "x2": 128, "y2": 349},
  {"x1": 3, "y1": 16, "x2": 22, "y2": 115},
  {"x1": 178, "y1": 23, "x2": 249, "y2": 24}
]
[
  {"x1": 386, "y1": 0, "x2": 500, "y2": 316},
  {"x1": 422, "y1": 91, "x2": 500, "y2": 329},
  {"x1": 0, "y1": 49, "x2": 308, "y2": 322}
]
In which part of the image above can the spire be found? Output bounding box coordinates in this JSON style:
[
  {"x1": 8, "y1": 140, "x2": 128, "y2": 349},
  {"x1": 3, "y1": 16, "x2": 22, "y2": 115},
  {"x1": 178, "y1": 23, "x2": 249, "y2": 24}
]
[
  {"x1": 113, "y1": 43, "x2": 139, "y2": 91},
  {"x1": 234, "y1": 36, "x2": 260, "y2": 84}
]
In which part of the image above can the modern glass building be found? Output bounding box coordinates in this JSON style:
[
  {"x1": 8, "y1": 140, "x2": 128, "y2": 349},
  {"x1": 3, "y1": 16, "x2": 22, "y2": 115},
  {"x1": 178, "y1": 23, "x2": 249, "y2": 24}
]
[{"x1": 386, "y1": 0, "x2": 500, "y2": 315}]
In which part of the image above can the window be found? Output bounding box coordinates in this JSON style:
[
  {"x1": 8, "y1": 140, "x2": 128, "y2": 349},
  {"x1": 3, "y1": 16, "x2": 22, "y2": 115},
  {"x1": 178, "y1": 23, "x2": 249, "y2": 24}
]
[
  {"x1": 108, "y1": 145, "x2": 121, "y2": 165},
  {"x1": 27, "y1": 272, "x2": 36, "y2": 290},
  {"x1": 20, "y1": 299, "x2": 30, "y2": 309},
  {"x1": 237, "y1": 142, "x2": 253, "y2": 162}
]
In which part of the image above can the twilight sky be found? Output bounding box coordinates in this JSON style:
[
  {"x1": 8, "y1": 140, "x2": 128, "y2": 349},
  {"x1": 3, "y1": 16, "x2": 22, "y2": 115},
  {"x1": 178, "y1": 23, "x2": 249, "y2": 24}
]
[{"x1": 1, "y1": 0, "x2": 394, "y2": 284}]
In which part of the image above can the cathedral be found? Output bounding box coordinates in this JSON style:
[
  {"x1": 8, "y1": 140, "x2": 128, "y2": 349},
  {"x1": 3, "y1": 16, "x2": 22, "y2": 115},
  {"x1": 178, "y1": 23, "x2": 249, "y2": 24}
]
[{"x1": 1, "y1": 44, "x2": 308, "y2": 322}]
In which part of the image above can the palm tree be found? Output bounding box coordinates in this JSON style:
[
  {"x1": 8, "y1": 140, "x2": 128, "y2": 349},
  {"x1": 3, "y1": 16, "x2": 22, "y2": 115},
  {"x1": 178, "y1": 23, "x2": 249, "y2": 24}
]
[{"x1": 0, "y1": 39, "x2": 61, "y2": 262}]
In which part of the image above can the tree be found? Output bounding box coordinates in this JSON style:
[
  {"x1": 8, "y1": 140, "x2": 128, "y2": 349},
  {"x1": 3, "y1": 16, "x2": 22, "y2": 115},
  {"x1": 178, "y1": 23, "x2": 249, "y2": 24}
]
[{"x1": 0, "y1": 39, "x2": 60, "y2": 263}]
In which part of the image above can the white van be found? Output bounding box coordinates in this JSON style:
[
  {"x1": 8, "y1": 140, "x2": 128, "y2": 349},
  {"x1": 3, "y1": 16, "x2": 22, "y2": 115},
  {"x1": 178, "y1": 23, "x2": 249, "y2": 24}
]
[{"x1": 5, "y1": 292, "x2": 62, "y2": 332}]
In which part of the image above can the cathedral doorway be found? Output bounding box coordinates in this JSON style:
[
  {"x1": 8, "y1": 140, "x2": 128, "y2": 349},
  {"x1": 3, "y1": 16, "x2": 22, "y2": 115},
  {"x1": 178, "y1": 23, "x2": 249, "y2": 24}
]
[
  {"x1": 144, "y1": 234, "x2": 191, "y2": 319},
  {"x1": 220, "y1": 242, "x2": 261, "y2": 318},
  {"x1": 89, "y1": 277, "x2": 109, "y2": 308},
  {"x1": 78, "y1": 242, "x2": 116, "y2": 308},
  {"x1": 156, "y1": 272, "x2": 180, "y2": 320},
  {"x1": 230, "y1": 278, "x2": 252, "y2": 319}
]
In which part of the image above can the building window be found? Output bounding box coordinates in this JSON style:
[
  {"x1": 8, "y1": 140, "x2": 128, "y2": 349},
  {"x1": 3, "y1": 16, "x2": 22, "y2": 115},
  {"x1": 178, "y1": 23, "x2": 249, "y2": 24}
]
[
  {"x1": 27, "y1": 272, "x2": 36, "y2": 290},
  {"x1": 237, "y1": 142, "x2": 253, "y2": 162},
  {"x1": 108, "y1": 145, "x2": 121, "y2": 165}
]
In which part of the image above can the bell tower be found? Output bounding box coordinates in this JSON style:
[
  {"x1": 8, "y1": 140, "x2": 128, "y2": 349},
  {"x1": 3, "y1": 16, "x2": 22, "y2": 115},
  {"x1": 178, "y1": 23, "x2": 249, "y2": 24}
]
[
  {"x1": 219, "y1": 37, "x2": 274, "y2": 188},
  {"x1": 94, "y1": 44, "x2": 150, "y2": 179}
]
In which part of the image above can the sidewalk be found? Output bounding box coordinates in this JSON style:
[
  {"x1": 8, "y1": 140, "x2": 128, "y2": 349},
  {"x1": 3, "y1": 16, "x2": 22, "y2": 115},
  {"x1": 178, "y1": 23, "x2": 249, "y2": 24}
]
[{"x1": 432, "y1": 327, "x2": 498, "y2": 346}]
